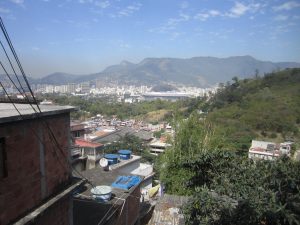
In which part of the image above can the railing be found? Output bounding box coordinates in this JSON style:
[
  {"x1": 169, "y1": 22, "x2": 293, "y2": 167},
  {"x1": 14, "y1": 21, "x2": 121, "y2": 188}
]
[{"x1": 71, "y1": 148, "x2": 81, "y2": 156}]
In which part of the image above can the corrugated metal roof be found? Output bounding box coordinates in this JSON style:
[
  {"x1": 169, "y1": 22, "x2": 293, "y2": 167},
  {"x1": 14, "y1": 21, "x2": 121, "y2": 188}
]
[{"x1": 148, "y1": 194, "x2": 190, "y2": 225}]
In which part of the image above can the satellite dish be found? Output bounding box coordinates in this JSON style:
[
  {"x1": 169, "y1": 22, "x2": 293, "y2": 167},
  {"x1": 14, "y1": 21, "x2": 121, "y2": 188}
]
[{"x1": 99, "y1": 158, "x2": 108, "y2": 168}]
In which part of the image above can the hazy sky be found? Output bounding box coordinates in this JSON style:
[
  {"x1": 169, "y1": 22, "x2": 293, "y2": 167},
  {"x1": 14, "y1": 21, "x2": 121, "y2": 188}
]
[{"x1": 0, "y1": 0, "x2": 300, "y2": 77}]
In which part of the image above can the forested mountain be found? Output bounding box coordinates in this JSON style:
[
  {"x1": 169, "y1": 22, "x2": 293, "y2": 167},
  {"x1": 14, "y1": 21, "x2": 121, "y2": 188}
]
[{"x1": 17, "y1": 56, "x2": 300, "y2": 87}]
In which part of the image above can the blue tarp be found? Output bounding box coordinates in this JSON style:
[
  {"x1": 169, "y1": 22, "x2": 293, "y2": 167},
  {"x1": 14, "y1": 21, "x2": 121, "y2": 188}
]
[{"x1": 111, "y1": 175, "x2": 142, "y2": 190}]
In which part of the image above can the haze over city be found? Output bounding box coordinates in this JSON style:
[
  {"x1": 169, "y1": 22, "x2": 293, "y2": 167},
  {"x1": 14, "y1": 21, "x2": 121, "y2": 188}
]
[{"x1": 0, "y1": 0, "x2": 300, "y2": 77}]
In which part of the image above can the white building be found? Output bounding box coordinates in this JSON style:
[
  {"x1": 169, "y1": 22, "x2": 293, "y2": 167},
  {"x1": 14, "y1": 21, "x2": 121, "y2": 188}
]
[
  {"x1": 248, "y1": 140, "x2": 291, "y2": 160},
  {"x1": 142, "y1": 92, "x2": 190, "y2": 101},
  {"x1": 149, "y1": 140, "x2": 172, "y2": 155}
]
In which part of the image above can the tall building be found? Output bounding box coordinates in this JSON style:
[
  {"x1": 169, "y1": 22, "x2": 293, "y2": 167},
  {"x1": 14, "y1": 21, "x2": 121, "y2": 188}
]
[
  {"x1": 67, "y1": 83, "x2": 77, "y2": 93},
  {"x1": 80, "y1": 82, "x2": 90, "y2": 93}
]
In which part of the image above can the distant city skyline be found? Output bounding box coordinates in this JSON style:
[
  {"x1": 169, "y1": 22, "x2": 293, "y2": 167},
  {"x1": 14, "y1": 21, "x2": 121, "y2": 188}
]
[{"x1": 0, "y1": 0, "x2": 300, "y2": 77}]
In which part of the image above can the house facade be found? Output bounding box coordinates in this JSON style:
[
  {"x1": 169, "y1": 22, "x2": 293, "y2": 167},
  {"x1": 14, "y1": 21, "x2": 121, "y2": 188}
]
[{"x1": 0, "y1": 103, "x2": 81, "y2": 225}]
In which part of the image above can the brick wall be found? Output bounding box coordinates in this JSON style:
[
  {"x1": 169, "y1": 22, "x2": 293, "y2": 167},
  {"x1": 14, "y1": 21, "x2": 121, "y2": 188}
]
[
  {"x1": 116, "y1": 185, "x2": 141, "y2": 225},
  {"x1": 34, "y1": 197, "x2": 71, "y2": 225},
  {"x1": 0, "y1": 113, "x2": 71, "y2": 225}
]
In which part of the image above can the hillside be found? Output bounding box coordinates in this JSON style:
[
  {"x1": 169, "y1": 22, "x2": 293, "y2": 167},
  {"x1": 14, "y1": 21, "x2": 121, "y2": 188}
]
[
  {"x1": 37, "y1": 72, "x2": 81, "y2": 85},
  {"x1": 158, "y1": 68, "x2": 300, "y2": 225},
  {"x1": 29, "y1": 56, "x2": 300, "y2": 87},
  {"x1": 202, "y1": 68, "x2": 300, "y2": 151}
]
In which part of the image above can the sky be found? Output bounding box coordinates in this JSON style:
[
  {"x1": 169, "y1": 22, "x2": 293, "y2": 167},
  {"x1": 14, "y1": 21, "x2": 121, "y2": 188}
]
[{"x1": 0, "y1": 0, "x2": 300, "y2": 77}]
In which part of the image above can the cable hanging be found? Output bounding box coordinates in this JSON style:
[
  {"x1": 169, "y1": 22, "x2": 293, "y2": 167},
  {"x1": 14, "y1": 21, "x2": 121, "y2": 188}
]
[{"x1": 0, "y1": 16, "x2": 94, "y2": 186}]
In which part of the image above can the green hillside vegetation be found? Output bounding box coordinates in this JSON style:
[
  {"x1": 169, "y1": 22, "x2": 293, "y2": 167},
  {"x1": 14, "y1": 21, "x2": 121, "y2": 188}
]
[
  {"x1": 157, "y1": 112, "x2": 300, "y2": 225},
  {"x1": 46, "y1": 95, "x2": 179, "y2": 121},
  {"x1": 203, "y1": 68, "x2": 300, "y2": 151},
  {"x1": 156, "y1": 69, "x2": 300, "y2": 224}
]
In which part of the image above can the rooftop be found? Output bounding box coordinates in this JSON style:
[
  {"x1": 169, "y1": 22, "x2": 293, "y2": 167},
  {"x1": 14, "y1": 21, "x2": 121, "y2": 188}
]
[
  {"x1": 143, "y1": 92, "x2": 190, "y2": 97},
  {"x1": 92, "y1": 130, "x2": 112, "y2": 138},
  {"x1": 73, "y1": 156, "x2": 144, "y2": 200},
  {"x1": 110, "y1": 155, "x2": 141, "y2": 170},
  {"x1": 148, "y1": 194, "x2": 190, "y2": 225},
  {"x1": 249, "y1": 140, "x2": 291, "y2": 157},
  {"x1": 73, "y1": 167, "x2": 142, "y2": 225},
  {"x1": 70, "y1": 122, "x2": 85, "y2": 131},
  {"x1": 150, "y1": 140, "x2": 172, "y2": 148},
  {"x1": 75, "y1": 139, "x2": 103, "y2": 148},
  {"x1": 92, "y1": 127, "x2": 152, "y2": 143},
  {"x1": 0, "y1": 103, "x2": 75, "y2": 124}
]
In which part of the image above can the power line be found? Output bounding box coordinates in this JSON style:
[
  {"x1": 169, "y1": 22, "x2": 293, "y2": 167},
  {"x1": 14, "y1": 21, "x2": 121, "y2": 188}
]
[
  {"x1": 0, "y1": 16, "x2": 94, "y2": 185},
  {"x1": 0, "y1": 40, "x2": 28, "y2": 98},
  {"x1": 0, "y1": 17, "x2": 39, "y2": 110},
  {"x1": 0, "y1": 60, "x2": 27, "y2": 99},
  {"x1": 0, "y1": 83, "x2": 71, "y2": 174},
  {"x1": 97, "y1": 193, "x2": 127, "y2": 225}
]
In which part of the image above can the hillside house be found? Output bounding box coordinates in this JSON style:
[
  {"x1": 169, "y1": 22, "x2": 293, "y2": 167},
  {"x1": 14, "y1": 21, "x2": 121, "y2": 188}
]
[
  {"x1": 248, "y1": 140, "x2": 291, "y2": 160},
  {"x1": 0, "y1": 103, "x2": 83, "y2": 225}
]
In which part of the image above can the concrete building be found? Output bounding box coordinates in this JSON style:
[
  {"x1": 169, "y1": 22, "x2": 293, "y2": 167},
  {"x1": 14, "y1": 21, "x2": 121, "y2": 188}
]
[
  {"x1": 79, "y1": 82, "x2": 90, "y2": 94},
  {"x1": 142, "y1": 92, "x2": 190, "y2": 102},
  {"x1": 73, "y1": 168, "x2": 142, "y2": 225},
  {"x1": 149, "y1": 140, "x2": 172, "y2": 156},
  {"x1": 70, "y1": 122, "x2": 89, "y2": 172},
  {"x1": 248, "y1": 140, "x2": 291, "y2": 160},
  {"x1": 108, "y1": 154, "x2": 155, "y2": 195},
  {"x1": 75, "y1": 139, "x2": 104, "y2": 170},
  {"x1": 71, "y1": 122, "x2": 86, "y2": 139},
  {"x1": 67, "y1": 83, "x2": 77, "y2": 93},
  {"x1": 0, "y1": 103, "x2": 83, "y2": 225}
]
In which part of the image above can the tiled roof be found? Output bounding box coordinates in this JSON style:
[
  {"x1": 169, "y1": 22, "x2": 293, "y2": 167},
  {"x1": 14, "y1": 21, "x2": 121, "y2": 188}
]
[{"x1": 75, "y1": 139, "x2": 103, "y2": 148}]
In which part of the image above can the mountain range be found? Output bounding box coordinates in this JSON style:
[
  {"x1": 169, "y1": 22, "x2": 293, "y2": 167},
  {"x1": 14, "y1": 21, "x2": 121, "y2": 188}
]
[{"x1": 2, "y1": 56, "x2": 300, "y2": 87}]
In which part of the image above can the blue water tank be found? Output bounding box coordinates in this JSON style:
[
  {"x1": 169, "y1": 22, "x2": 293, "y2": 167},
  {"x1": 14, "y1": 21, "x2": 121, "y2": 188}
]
[
  {"x1": 118, "y1": 149, "x2": 132, "y2": 160},
  {"x1": 104, "y1": 154, "x2": 118, "y2": 165},
  {"x1": 111, "y1": 176, "x2": 142, "y2": 190}
]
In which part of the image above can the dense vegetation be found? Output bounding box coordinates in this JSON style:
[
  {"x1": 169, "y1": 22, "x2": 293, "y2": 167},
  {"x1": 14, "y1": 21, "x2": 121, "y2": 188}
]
[
  {"x1": 157, "y1": 113, "x2": 300, "y2": 225},
  {"x1": 193, "y1": 68, "x2": 300, "y2": 151},
  {"x1": 43, "y1": 94, "x2": 187, "y2": 122},
  {"x1": 157, "y1": 69, "x2": 300, "y2": 224}
]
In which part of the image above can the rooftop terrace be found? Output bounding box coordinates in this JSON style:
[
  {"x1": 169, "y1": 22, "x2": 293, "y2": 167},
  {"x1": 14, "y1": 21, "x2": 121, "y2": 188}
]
[
  {"x1": 73, "y1": 167, "x2": 142, "y2": 225},
  {"x1": 0, "y1": 103, "x2": 75, "y2": 124}
]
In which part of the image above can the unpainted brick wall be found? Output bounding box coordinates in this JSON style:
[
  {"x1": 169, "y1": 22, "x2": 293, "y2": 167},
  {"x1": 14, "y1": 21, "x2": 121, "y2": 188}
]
[
  {"x1": 34, "y1": 196, "x2": 71, "y2": 225},
  {"x1": 0, "y1": 113, "x2": 71, "y2": 225},
  {"x1": 116, "y1": 185, "x2": 141, "y2": 225}
]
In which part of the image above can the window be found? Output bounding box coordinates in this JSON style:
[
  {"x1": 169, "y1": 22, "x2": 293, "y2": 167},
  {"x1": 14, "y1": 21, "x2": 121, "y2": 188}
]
[
  {"x1": 74, "y1": 131, "x2": 80, "y2": 138},
  {"x1": 0, "y1": 138, "x2": 7, "y2": 178}
]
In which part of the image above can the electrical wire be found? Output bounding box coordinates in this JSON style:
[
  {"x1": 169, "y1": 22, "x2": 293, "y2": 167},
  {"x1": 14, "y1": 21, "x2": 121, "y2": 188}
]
[
  {"x1": 97, "y1": 193, "x2": 127, "y2": 225},
  {"x1": 0, "y1": 40, "x2": 29, "y2": 99},
  {"x1": 0, "y1": 83, "x2": 71, "y2": 174},
  {"x1": 0, "y1": 16, "x2": 94, "y2": 186},
  {"x1": 0, "y1": 17, "x2": 39, "y2": 109},
  {"x1": 107, "y1": 199, "x2": 126, "y2": 224},
  {"x1": 0, "y1": 63, "x2": 86, "y2": 181}
]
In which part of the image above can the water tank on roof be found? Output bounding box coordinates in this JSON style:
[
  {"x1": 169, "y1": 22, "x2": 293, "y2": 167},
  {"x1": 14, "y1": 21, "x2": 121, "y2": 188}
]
[
  {"x1": 104, "y1": 154, "x2": 118, "y2": 165},
  {"x1": 90, "y1": 185, "x2": 112, "y2": 202},
  {"x1": 118, "y1": 149, "x2": 132, "y2": 160},
  {"x1": 111, "y1": 176, "x2": 142, "y2": 190}
]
